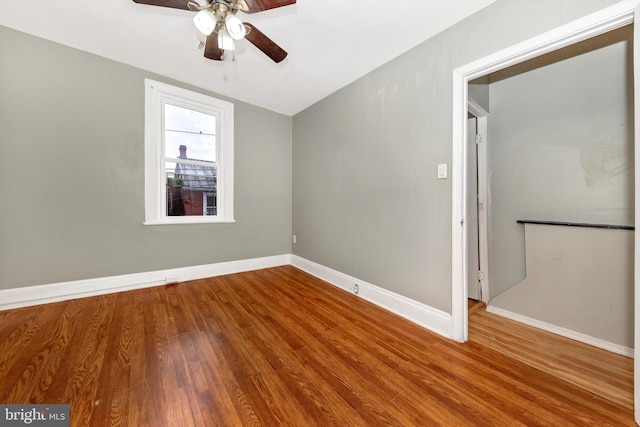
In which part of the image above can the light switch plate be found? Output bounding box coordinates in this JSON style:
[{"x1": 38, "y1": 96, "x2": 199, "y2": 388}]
[{"x1": 437, "y1": 163, "x2": 447, "y2": 179}]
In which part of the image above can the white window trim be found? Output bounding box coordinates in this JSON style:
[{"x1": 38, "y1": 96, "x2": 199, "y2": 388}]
[{"x1": 144, "y1": 79, "x2": 235, "y2": 225}]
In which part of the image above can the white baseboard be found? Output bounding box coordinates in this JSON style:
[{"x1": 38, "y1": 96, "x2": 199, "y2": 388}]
[
  {"x1": 3, "y1": 252, "x2": 629, "y2": 358},
  {"x1": 0, "y1": 254, "x2": 292, "y2": 311},
  {"x1": 291, "y1": 255, "x2": 453, "y2": 339},
  {"x1": 486, "y1": 305, "x2": 634, "y2": 358}
]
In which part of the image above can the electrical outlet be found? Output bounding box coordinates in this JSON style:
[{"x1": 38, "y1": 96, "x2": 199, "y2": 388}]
[
  {"x1": 165, "y1": 274, "x2": 179, "y2": 284},
  {"x1": 292, "y1": 234, "x2": 297, "y2": 244}
]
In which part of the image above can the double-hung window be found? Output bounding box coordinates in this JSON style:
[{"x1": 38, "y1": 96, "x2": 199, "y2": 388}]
[{"x1": 144, "y1": 79, "x2": 234, "y2": 224}]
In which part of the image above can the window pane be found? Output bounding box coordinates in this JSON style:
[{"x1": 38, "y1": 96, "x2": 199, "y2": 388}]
[
  {"x1": 166, "y1": 161, "x2": 217, "y2": 217},
  {"x1": 164, "y1": 104, "x2": 216, "y2": 162},
  {"x1": 205, "y1": 194, "x2": 217, "y2": 216}
]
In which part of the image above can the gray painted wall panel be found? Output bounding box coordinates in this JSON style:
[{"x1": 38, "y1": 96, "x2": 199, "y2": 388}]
[
  {"x1": 488, "y1": 29, "x2": 634, "y2": 298},
  {"x1": 292, "y1": 0, "x2": 620, "y2": 313},
  {"x1": 0, "y1": 26, "x2": 292, "y2": 290}
]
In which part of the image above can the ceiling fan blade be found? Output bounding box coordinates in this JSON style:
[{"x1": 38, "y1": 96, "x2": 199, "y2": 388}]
[
  {"x1": 132, "y1": 0, "x2": 191, "y2": 10},
  {"x1": 204, "y1": 33, "x2": 224, "y2": 60},
  {"x1": 242, "y1": 0, "x2": 295, "y2": 14},
  {"x1": 243, "y1": 23, "x2": 287, "y2": 63}
]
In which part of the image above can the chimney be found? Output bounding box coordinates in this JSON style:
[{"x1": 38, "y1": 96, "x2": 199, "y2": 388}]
[{"x1": 179, "y1": 145, "x2": 187, "y2": 159}]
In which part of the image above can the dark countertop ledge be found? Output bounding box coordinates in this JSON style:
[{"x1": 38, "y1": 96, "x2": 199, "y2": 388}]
[{"x1": 517, "y1": 219, "x2": 634, "y2": 231}]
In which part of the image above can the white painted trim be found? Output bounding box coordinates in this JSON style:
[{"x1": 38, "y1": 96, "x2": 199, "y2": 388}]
[
  {"x1": 487, "y1": 305, "x2": 633, "y2": 358},
  {"x1": 451, "y1": 0, "x2": 638, "y2": 343},
  {"x1": 0, "y1": 254, "x2": 291, "y2": 311},
  {"x1": 451, "y1": 66, "x2": 467, "y2": 342},
  {"x1": 3, "y1": 253, "x2": 452, "y2": 340},
  {"x1": 633, "y1": 2, "x2": 640, "y2": 423},
  {"x1": 457, "y1": 1, "x2": 636, "y2": 81},
  {"x1": 467, "y1": 100, "x2": 490, "y2": 304},
  {"x1": 291, "y1": 255, "x2": 452, "y2": 339},
  {"x1": 466, "y1": 99, "x2": 488, "y2": 119},
  {"x1": 476, "y1": 115, "x2": 489, "y2": 303}
]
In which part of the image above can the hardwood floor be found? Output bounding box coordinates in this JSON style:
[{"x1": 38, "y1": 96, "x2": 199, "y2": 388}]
[
  {"x1": 468, "y1": 299, "x2": 634, "y2": 411},
  {"x1": 0, "y1": 266, "x2": 635, "y2": 426}
]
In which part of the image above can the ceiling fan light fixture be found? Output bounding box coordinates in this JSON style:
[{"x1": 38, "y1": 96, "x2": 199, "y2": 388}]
[
  {"x1": 224, "y1": 13, "x2": 246, "y2": 40},
  {"x1": 133, "y1": 0, "x2": 293, "y2": 63},
  {"x1": 218, "y1": 27, "x2": 235, "y2": 51},
  {"x1": 193, "y1": 9, "x2": 217, "y2": 36}
]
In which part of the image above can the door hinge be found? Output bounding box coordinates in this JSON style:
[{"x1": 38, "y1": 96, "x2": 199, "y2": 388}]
[
  {"x1": 477, "y1": 270, "x2": 485, "y2": 282},
  {"x1": 475, "y1": 134, "x2": 482, "y2": 145}
]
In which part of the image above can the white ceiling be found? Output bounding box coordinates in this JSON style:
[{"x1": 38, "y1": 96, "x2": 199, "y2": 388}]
[{"x1": 0, "y1": 0, "x2": 495, "y2": 116}]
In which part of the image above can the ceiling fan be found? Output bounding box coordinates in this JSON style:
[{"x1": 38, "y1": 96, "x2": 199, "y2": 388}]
[{"x1": 132, "y1": 0, "x2": 295, "y2": 63}]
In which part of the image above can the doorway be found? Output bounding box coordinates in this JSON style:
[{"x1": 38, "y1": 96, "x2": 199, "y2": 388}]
[
  {"x1": 451, "y1": 0, "x2": 636, "y2": 342},
  {"x1": 451, "y1": 1, "x2": 638, "y2": 421},
  {"x1": 481, "y1": 24, "x2": 633, "y2": 357}
]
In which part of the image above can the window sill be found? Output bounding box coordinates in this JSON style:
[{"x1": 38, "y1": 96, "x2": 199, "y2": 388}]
[{"x1": 143, "y1": 218, "x2": 236, "y2": 226}]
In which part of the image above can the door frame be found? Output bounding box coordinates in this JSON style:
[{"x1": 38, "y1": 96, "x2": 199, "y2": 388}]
[
  {"x1": 467, "y1": 100, "x2": 489, "y2": 303},
  {"x1": 450, "y1": 0, "x2": 638, "y2": 421}
]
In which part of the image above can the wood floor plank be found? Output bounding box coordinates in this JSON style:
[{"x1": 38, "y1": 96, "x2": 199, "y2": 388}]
[
  {"x1": 468, "y1": 301, "x2": 634, "y2": 411},
  {"x1": 0, "y1": 266, "x2": 635, "y2": 426}
]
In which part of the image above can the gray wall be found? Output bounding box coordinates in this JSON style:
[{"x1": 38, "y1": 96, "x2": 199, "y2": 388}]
[
  {"x1": 292, "y1": 0, "x2": 621, "y2": 313},
  {"x1": 0, "y1": 25, "x2": 292, "y2": 290},
  {"x1": 487, "y1": 26, "x2": 634, "y2": 297}
]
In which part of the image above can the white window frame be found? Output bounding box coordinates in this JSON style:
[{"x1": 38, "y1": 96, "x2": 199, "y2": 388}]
[{"x1": 144, "y1": 79, "x2": 235, "y2": 225}]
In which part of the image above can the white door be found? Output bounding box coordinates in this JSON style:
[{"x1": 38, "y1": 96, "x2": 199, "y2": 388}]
[{"x1": 467, "y1": 116, "x2": 480, "y2": 300}]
